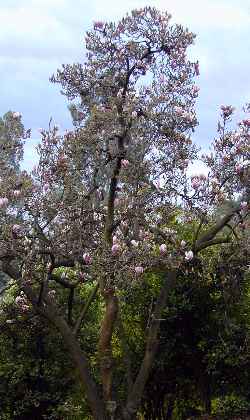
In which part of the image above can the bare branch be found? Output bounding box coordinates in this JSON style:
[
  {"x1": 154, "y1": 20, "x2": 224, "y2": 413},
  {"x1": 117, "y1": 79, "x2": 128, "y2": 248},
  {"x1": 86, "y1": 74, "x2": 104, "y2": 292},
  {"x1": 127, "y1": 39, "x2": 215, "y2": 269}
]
[
  {"x1": 194, "y1": 207, "x2": 239, "y2": 251},
  {"x1": 195, "y1": 237, "x2": 231, "y2": 252},
  {"x1": 73, "y1": 282, "x2": 99, "y2": 336}
]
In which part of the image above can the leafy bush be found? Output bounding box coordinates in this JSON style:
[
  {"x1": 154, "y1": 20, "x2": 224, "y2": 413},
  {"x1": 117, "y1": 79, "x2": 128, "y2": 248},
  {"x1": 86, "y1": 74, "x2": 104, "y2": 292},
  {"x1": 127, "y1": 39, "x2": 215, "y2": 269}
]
[{"x1": 212, "y1": 394, "x2": 250, "y2": 419}]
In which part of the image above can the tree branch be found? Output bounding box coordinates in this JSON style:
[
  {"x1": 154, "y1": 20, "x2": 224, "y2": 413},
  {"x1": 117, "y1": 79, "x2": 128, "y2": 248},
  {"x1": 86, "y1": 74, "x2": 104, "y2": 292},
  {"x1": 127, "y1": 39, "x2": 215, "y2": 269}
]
[
  {"x1": 73, "y1": 282, "x2": 99, "y2": 336},
  {"x1": 194, "y1": 207, "x2": 239, "y2": 251},
  {"x1": 68, "y1": 288, "x2": 74, "y2": 325},
  {"x1": 104, "y1": 138, "x2": 125, "y2": 244},
  {"x1": 124, "y1": 270, "x2": 176, "y2": 418},
  {"x1": 195, "y1": 237, "x2": 231, "y2": 252},
  {"x1": 2, "y1": 265, "x2": 106, "y2": 419}
]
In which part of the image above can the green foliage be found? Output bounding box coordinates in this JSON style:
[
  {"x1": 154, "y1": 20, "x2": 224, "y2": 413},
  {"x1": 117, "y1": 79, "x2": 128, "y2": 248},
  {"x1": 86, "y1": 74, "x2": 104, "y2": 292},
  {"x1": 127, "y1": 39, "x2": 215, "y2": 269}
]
[
  {"x1": 212, "y1": 394, "x2": 250, "y2": 419},
  {"x1": 0, "y1": 297, "x2": 73, "y2": 418}
]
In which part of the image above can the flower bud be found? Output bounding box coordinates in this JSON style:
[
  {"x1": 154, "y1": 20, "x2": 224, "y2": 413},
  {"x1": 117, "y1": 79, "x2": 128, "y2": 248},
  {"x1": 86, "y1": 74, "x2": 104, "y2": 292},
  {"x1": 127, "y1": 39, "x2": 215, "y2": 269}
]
[
  {"x1": 111, "y1": 244, "x2": 121, "y2": 256},
  {"x1": 134, "y1": 266, "x2": 144, "y2": 275},
  {"x1": 83, "y1": 253, "x2": 92, "y2": 264},
  {"x1": 240, "y1": 201, "x2": 248, "y2": 211},
  {"x1": 121, "y1": 159, "x2": 130, "y2": 168},
  {"x1": 159, "y1": 244, "x2": 167, "y2": 255},
  {"x1": 93, "y1": 21, "x2": 104, "y2": 30},
  {"x1": 13, "y1": 190, "x2": 21, "y2": 199},
  {"x1": 12, "y1": 224, "x2": 22, "y2": 235}
]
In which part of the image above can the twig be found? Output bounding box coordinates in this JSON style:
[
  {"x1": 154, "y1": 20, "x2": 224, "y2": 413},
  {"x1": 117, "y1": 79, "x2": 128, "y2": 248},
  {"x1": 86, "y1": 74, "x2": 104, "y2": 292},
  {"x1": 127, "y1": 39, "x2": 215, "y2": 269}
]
[{"x1": 73, "y1": 282, "x2": 99, "y2": 336}]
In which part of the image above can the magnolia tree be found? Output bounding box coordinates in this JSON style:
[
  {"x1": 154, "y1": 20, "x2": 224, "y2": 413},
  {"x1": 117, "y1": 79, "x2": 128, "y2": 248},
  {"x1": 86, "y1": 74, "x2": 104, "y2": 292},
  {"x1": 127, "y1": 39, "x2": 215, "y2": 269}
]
[{"x1": 0, "y1": 7, "x2": 249, "y2": 419}]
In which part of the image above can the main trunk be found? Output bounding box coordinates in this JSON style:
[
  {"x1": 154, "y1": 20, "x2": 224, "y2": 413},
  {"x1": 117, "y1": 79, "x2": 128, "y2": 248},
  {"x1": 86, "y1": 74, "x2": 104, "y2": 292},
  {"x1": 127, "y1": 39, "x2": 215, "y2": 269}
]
[{"x1": 98, "y1": 290, "x2": 119, "y2": 401}]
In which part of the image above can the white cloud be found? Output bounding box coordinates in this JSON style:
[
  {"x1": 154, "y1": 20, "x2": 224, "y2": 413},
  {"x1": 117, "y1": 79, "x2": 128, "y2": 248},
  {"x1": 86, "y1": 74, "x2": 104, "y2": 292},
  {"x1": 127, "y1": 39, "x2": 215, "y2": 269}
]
[
  {"x1": 88, "y1": 0, "x2": 250, "y2": 30},
  {"x1": 0, "y1": 1, "x2": 83, "y2": 59},
  {"x1": 157, "y1": 0, "x2": 250, "y2": 30}
]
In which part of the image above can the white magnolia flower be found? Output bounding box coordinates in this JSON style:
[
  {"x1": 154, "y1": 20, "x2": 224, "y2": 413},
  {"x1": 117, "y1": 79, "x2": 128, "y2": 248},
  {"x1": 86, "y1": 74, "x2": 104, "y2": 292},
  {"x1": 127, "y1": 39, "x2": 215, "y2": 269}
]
[{"x1": 185, "y1": 250, "x2": 194, "y2": 261}]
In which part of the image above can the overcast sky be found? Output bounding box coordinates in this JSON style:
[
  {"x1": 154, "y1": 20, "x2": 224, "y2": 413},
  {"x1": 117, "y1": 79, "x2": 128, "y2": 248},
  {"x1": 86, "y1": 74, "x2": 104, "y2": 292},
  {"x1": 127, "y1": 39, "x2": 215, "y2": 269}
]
[{"x1": 0, "y1": 0, "x2": 249, "y2": 169}]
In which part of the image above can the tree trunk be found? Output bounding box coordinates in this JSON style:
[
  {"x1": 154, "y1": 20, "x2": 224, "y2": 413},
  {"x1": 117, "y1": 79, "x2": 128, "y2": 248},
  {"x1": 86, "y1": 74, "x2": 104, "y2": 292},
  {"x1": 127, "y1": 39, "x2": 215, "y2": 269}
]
[{"x1": 98, "y1": 289, "x2": 119, "y2": 401}]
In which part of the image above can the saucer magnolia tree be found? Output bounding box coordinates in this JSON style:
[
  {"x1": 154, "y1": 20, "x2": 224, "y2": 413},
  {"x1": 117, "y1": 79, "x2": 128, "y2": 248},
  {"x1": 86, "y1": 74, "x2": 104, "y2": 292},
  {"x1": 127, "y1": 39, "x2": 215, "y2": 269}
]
[{"x1": 0, "y1": 7, "x2": 249, "y2": 419}]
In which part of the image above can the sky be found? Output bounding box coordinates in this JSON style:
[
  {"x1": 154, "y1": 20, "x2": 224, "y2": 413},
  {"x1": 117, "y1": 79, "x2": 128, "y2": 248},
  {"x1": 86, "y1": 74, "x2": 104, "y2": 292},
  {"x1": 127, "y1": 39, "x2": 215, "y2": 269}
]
[{"x1": 0, "y1": 0, "x2": 250, "y2": 170}]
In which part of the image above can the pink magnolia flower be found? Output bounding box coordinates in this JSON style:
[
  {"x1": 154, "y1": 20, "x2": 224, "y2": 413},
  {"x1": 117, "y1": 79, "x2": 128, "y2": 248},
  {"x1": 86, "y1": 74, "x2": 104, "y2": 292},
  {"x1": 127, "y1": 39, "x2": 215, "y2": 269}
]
[
  {"x1": 183, "y1": 111, "x2": 195, "y2": 123},
  {"x1": 83, "y1": 253, "x2": 92, "y2": 265},
  {"x1": 79, "y1": 272, "x2": 85, "y2": 282},
  {"x1": 93, "y1": 21, "x2": 104, "y2": 30},
  {"x1": 121, "y1": 159, "x2": 130, "y2": 168},
  {"x1": 174, "y1": 106, "x2": 183, "y2": 116},
  {"x1": 185, "y1": 250, "x2": 194, "y2": 261},
  {"x1": 48, "y1": 289, "x2": 56, "y2": 299},
  {"x1": 15, "y1": 294, "x2": 29, "y2": 312},
  {"x1": 240, "y1": 201, "x2": 248, "y2": 211},
  {"x1": 112, "y1": 236, "x2": 118, "y2": 244},
  {"x1": 221, "y1": 105, "x2": 235, "y2": 118},
  {"x1": 194, "y1": 62, "x2": 200, "y2": 76},
  {"x1": 155, "y1": 180, "x2": 161, "y2": 189},
  {"x1": 134, "y1": 266, "x2": 144, "y2": 275},
  {"x1": 13, "y1": 112, "x2": 21, "y2": 118},
  {"x1": 159, "y1": 244, "x2": 167, "y2": 255},
  {"x1": 13, "y1": 190, "x2": 21, "y2": 198},
  {"x1": 117, "y1": 23, "x2": 124, "y2": 32},
  {"x1": 191, "y1": 85, "x2": 200, "y2": 98},
  {"x1": 0, "y1": 197, "x2": 9, "y2": 208},
  {"x1": 131, "y1": 240, "x2": 139, "y2": 247},
  {"x1": 15, "y1": 296, "x2": 26, "y2": 305},
  {"x1": 111, "y1": 243, "x2": 121, "y2": 256},
  {"x1": 192, "y1": 85, "x2": 200, "y2": 94},
  {"x1": 242, "y1": 119, "x2": 250, "y2": 127},
  {"x1": 180, "y1": 240, "x2": 186, "y2": 248},
  {"x1": 20, "y1": 304, "x2": 30, "y2": 313},
  {"x1": 191, "y1": 177, "x2": 202, "y2": 189},
  {"x1": 12, "y1": 224, "x2": 22, "y2": 235}
]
